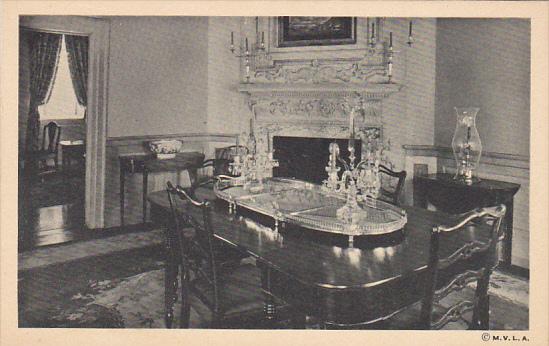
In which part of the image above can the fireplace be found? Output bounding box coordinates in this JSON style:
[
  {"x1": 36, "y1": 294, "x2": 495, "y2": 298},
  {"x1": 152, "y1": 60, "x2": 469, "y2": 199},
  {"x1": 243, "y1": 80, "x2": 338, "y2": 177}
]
[{"x1": 273, "y1": 136, "x2": 362, "y2": 184}]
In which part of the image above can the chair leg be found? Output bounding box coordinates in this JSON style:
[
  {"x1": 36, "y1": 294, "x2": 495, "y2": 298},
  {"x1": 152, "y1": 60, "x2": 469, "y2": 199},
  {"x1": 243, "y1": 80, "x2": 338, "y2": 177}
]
[
  {"x1": 472, "y1": 275, "x2": 491, "y2": 330},
  {"x1": 479, "y1": 295, "x2": 490, "y2": 329},
  {"x1": 179, "y1": 266, "x2": 191, "y2": 328},
  {"x1": 164, "y1": 262, "x2": 178, "y2": 328}
]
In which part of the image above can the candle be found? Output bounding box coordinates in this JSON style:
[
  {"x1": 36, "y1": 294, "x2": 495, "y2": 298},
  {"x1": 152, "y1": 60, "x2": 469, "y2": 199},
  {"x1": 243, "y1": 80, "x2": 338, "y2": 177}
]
[
  {"x1": 231, "y1": 31, "x2": 234, "y2": 45},
  {"x1": 261, "y1": 31, "x2": 265, "y2": 44},
  {"x1": 389, "y1": 32, "x2": 393, "y2": 48},
  {"x1": 409, "y1": 21, "x2": 413, "y2": 37},
  {"x1": 267, "y1": 130, "x2": 271, "y2": 152},
  {"x1": 250, "y1": 118, "x2": 253, "y2": 135},
  {"x1": 349, "y1": 109, "x2": 355, "y2": 138},
  {"x1": 245, "y1": 37, "x2": 249, "y2": 52},
  {"x1": 371, "y1": 23, "x2": 375, "y2": 38}
]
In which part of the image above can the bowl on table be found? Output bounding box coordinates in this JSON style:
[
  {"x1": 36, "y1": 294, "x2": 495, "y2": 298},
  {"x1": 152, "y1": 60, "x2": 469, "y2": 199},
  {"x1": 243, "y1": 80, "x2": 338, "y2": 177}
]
[{"x1": 148, "y1": 140, "x2": 183, "y2": 159}]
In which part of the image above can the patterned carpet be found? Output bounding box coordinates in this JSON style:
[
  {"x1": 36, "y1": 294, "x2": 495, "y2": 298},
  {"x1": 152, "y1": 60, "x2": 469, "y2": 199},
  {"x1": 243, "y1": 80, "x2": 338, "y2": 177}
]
[{"x1": 18, "y1": 229, "x2": 529, "y2": 329}]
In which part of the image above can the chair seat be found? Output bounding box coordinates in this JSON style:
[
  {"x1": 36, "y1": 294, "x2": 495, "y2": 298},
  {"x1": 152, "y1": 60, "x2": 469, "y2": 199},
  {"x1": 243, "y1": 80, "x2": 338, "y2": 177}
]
[{"x1": 191, "y1": 263, "x2": 266, "y2": 318}]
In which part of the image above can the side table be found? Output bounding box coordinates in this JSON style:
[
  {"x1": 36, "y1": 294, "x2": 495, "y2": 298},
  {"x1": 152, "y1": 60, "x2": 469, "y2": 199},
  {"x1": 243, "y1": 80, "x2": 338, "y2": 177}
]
[
  {"x1": 413, "y1": 173, "x2": 520, "y2": 269},
  {"x1": 60, "y1": 140, "x2": 85, "y2": 172},
  {"x1": 119, "y1": 151, "x2": 205, "y2": 228}
]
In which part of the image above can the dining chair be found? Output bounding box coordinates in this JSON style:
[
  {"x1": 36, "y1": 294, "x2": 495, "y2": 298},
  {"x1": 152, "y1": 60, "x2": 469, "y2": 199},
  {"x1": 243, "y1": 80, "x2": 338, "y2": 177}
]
[
  {"x1": 388, "y1": 204, "x2": 506, "y2": 330},
  {"x1": 378, "y1": 164, "x2": 406, "y2": 206},
  {"x1": 30, "y1": 121, "x2": 62, "y2": 177},
  {"x1": 165, "y1": 181, "x2": 270, "y2": 328},
  {"x1": 190, "y1": 145, "x2": 249, "y2": 201},
  {"x1": 211, "y1": 145, "x2": 249, "y2": 176}
]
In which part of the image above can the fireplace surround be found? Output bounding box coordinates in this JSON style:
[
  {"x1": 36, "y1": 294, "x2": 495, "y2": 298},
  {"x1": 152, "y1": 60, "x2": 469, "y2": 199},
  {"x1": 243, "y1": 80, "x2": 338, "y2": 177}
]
[{"x1": 273, "y1": 136, "x2": 362, "y2": 184}]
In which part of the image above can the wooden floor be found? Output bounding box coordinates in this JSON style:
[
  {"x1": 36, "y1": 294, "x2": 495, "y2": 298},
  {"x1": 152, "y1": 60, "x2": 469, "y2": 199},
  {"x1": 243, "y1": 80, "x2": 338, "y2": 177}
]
[{"x1": 18, "y1": 168, "x2": 86, "y2": 251}]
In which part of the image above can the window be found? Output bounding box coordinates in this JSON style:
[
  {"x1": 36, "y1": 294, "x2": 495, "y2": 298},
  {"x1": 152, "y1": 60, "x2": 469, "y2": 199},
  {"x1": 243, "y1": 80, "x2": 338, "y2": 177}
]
[{"x1": 38, "y1": 35, "x2": 85, "y2": 120}]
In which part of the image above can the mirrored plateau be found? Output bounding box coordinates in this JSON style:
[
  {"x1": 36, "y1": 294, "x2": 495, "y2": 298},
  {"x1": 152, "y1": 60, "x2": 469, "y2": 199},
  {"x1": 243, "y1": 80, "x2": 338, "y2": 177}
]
[{"x1": 214, "y1": 177, "x2": 407, "y2": 240}]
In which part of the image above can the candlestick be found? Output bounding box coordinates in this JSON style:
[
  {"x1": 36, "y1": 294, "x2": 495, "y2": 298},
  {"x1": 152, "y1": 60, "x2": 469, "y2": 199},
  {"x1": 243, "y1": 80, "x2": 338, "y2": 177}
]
[{"x1": 409, "y1": 21, "x2": 413, "y2": 36}]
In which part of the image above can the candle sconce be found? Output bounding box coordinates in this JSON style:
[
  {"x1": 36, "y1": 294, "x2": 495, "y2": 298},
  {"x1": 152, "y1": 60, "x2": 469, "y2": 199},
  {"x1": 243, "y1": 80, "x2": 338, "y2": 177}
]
[
  {"x1": 230, "y1": 18, "x2": 270, "y2": 83},
  {"x1": 368, "y1": 19, "x2": 415, "y2": 83}
]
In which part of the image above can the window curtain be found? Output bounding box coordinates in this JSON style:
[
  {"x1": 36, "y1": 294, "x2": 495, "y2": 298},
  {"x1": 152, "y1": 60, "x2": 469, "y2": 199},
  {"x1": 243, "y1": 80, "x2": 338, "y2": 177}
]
[
  {"x1": 65, "y1": 34, "x2": 89, "y2": 117},
  {"x1": 25, "y1": 31, "x2": 62, "y2": 154}
]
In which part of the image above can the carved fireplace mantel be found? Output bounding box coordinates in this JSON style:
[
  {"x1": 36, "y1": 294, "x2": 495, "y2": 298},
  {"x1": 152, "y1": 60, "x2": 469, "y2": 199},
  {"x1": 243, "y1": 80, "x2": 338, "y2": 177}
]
[{"x1": 238, "y1": 82, "x2": 402, "y2": 148}]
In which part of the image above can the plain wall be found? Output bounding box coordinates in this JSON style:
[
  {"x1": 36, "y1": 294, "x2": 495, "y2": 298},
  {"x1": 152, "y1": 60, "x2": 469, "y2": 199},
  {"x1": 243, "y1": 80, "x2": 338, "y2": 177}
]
[
  {"x1": 107, "y1": 17, "x2": 209, "y2": 138},
  {"x1": 434, "y1": 18, "x2": 530, "y2": 156}
]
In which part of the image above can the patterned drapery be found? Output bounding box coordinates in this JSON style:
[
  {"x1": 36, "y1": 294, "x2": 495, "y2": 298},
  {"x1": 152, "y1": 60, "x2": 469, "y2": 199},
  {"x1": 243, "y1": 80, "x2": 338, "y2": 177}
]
[
  {"x1": 65, "y1": 34, "x2": 89, "y2": 112},
  {"x1": 25, "y1": 31, "x2": 62, "y2": 153}
]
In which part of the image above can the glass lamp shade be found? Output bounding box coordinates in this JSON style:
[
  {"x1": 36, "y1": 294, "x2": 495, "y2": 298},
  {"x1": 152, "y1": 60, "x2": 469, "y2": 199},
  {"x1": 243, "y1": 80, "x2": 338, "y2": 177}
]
[{"x1": 451, "y1": 107, "x2": 482, "y2": 184}]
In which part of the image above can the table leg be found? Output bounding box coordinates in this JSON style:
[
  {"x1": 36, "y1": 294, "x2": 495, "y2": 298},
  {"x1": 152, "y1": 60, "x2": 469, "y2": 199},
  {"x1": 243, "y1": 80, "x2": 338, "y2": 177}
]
[
  {"x1": 501, "y1": 200, "x2": 514, "y2": 268},
  {"x1": 259, "y1": 263, "x2": 277, "y2": 326},
  {"x1": 120, "y1": 167, "x2": 125, "y2": 229},
  {"x1": 188, "y1": 167, "x2": 198, "y2": 190},
  {"x1": 143, "y1": 169, "x2": 148, "y2": 224},
  {"x1": 413, "y1": 178, "x2": 428, "y2": 209}
]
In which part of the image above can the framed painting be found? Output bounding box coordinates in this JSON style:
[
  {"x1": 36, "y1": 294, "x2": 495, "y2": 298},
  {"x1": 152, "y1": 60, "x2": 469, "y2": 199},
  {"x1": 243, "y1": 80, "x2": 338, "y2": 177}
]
[{"x1": 277, "y1": 17, "x2": 357, "y2": 47}]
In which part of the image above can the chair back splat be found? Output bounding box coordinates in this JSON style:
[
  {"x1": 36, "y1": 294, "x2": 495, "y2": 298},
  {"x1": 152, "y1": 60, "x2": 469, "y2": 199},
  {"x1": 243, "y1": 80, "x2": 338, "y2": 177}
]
[
  {"x1": 165, "y1": 181, "x2": 268, "y2": 328},
  {"x1": 166, "y1": 182, "x2": 221, "y2": 312},
  {"x1": 420, "y1": 205, "x2": 506, "y2": 330},
  {"x1": 42, "y1": 121, "x2": 62, "y2": 153},
  {"x1": 378, "y1": 164, "x2": 406, "y2": 206}
]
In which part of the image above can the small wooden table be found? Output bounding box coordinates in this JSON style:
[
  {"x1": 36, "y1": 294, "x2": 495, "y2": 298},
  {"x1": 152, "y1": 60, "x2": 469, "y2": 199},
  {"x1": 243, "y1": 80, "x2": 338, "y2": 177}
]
[
  {"x1": 413, "y1": 173, "x2": 520, "y2": 269},
  {"x1": 60, "y1": 140, "x2": 85, "y2": 171},
  {"x1": 119, "y1": 151, "x2": 204, "y2": 228}
]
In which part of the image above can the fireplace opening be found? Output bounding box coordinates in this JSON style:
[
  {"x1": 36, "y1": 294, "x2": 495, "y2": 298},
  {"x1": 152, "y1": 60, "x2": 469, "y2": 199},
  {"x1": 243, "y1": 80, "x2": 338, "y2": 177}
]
[{"x1": 273, "y1": 136, "x2": 362, "y2": 185}]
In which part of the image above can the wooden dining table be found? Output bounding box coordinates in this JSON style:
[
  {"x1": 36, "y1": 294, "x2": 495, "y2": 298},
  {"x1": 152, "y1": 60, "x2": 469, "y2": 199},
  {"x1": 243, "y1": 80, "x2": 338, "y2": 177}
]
[{"x1": 148, "y1": 180, "x2": 492, "y2": 328}]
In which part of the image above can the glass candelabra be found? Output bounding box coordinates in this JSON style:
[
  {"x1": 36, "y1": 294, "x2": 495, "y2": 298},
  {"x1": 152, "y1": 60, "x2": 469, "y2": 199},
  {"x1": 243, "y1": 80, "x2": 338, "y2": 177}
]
[
  {"x1": 322, "y1": 139, "x2": 382, "y2": 224},
  {"x1": 229, "y1": 131, "x2": 279, "y2": 191}
]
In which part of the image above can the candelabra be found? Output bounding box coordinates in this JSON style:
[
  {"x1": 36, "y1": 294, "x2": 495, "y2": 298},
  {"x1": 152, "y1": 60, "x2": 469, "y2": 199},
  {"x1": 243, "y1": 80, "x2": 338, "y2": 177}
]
[
  {"x1": 229, "y1": 131, "x2": 279, "y2": 191},
  {"x1": 230, "y1": 18, "x2": 415, "y2": 84},
  {"x1": 229, "y1": 18, "x2": 269, "y2": 83},
  {"x1": 322, "y1": 94, "x2": 387, "y2": 224}
]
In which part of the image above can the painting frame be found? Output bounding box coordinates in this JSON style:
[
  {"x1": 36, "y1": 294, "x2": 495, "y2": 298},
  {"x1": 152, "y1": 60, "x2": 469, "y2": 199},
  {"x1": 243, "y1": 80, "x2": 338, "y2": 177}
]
[{"x1": 277, "y1": 17, "x2": 357, "y2": 48}]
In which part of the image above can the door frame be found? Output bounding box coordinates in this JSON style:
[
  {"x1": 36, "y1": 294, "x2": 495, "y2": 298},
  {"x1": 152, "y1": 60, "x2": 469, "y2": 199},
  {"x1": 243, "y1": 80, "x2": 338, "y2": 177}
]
[{"x1": 20, "y1": 16, "x2": 110, "y2": 229}]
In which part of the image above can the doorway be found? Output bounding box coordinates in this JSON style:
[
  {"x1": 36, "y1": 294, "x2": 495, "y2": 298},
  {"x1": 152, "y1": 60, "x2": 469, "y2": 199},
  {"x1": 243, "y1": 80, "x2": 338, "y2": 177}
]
[{"x1": 18, "y1": 16, "x2": 110, "y2": 251}]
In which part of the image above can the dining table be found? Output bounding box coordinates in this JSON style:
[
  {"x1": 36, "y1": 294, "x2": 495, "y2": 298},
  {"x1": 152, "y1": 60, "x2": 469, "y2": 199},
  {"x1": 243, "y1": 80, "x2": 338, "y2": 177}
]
[{"x1": 148, "y1": 178, "x2": 492, "y2": 328}]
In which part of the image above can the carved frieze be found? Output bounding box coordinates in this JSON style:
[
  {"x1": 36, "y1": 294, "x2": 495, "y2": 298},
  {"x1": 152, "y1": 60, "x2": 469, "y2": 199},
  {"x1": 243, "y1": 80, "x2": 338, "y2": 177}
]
[
  {"x1": 251, "y1": 96, "x2": 382, "y2": 121},
  {"x1": 253, "y1": 61, "x2": 387, "y2": 84}
]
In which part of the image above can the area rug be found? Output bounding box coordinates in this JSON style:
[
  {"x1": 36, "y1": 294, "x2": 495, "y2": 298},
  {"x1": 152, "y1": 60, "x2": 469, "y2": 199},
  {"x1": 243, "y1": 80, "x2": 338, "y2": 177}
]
[
  {"x1": 18, "y1": 226, "x2": 529, "y2": 330},
  {"x1": 19, "y1": 252, "x2": 528, "y2": 329}
]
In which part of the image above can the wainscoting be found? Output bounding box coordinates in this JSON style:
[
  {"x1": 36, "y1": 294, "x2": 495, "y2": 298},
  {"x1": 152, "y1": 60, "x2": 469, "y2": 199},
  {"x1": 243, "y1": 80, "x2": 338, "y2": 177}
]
[
  {"x1": 103, "y1": 133, "x2": 237, "y2": 228},
  {"x1": 404, "y1": 145, "x2": 529, "y2": 269}
]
